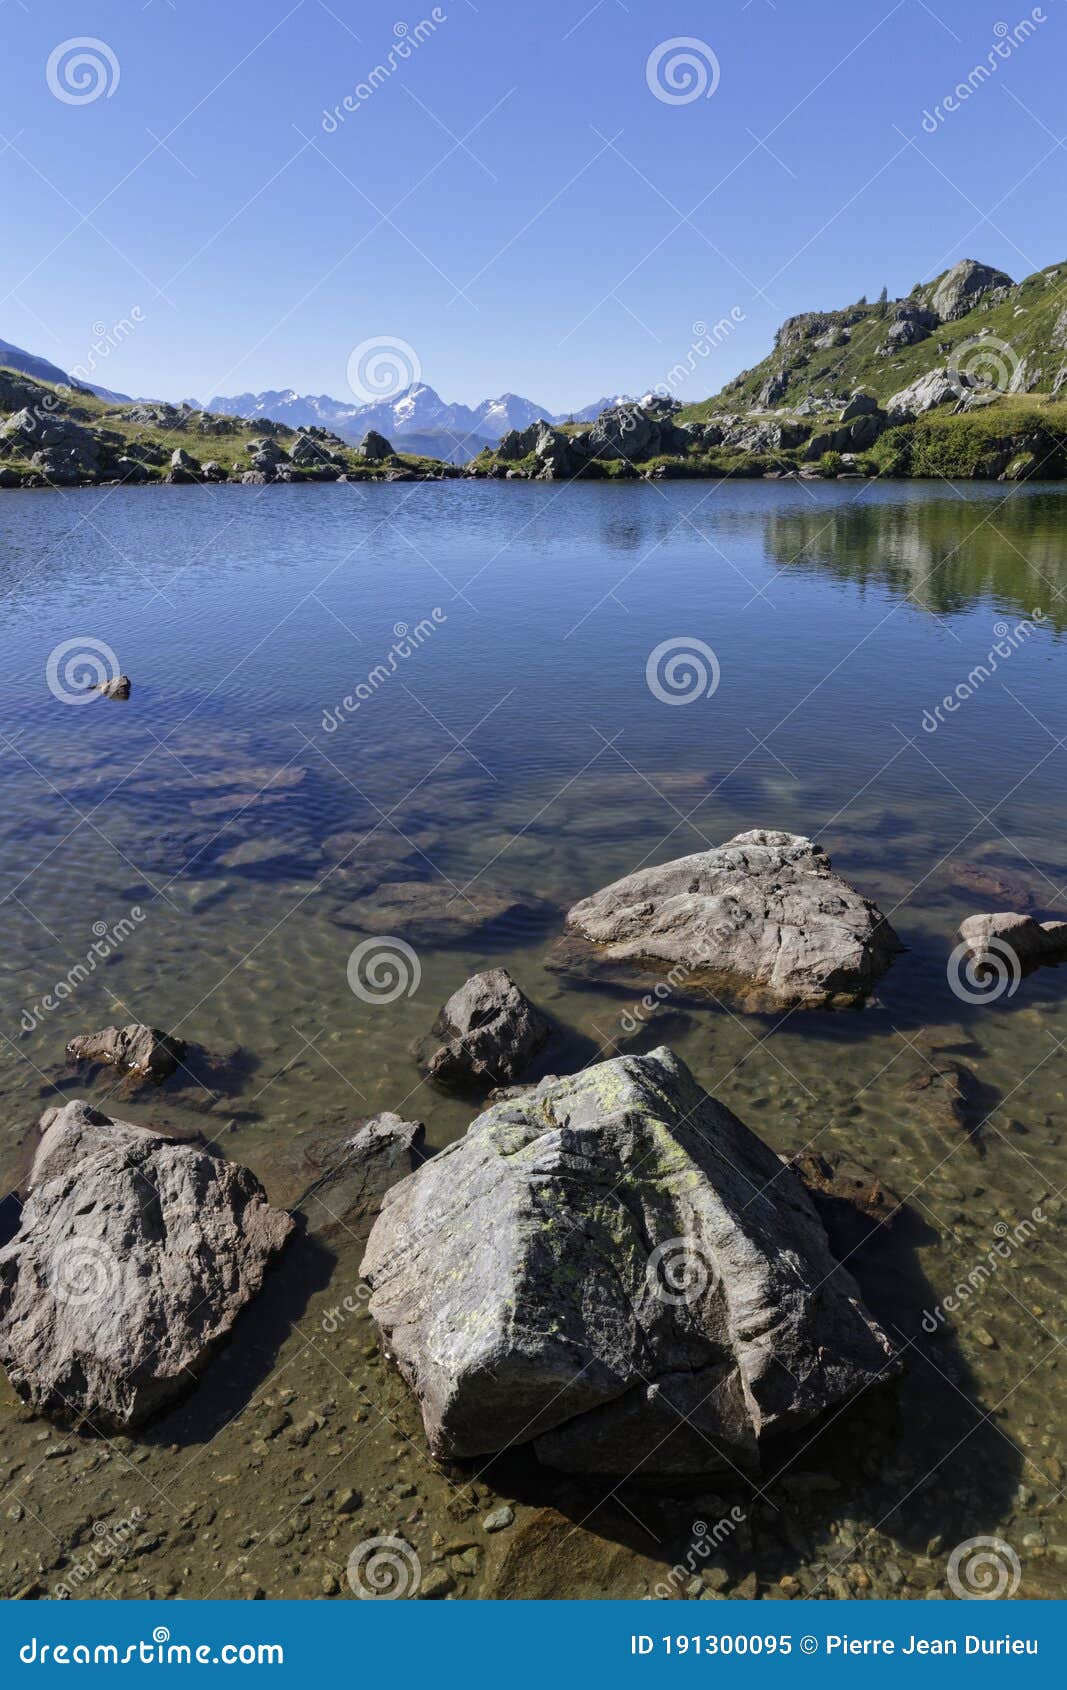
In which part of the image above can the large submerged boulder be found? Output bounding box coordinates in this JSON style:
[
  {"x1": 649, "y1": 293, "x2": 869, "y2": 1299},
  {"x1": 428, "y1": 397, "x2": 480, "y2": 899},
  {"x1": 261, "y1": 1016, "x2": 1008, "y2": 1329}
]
[
  {"x1": 360, "y1": 1049, "x2": 898, "y2": 1477},
  {"x1": 560, "y1": 829, "x2": 900, "y2": 1009},
  {"x1": 0, "y1": 1101, "x2": 293, "y2": 1430}
]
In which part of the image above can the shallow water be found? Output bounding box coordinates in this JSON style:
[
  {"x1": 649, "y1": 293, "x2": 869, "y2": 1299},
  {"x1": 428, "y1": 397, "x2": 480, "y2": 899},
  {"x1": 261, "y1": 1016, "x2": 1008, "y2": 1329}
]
[{"x1": 0, "y1": 477, "x2": 1063, "y2": 1601}]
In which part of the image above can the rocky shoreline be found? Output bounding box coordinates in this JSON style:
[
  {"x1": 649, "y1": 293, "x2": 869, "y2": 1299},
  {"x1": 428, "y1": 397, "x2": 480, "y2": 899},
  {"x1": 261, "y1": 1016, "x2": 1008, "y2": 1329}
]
[
  {"x1": 0, "y1": 801, "x2": 1061, "y2": 1599},
  {"x1": 0, "y1": 832, "x2": 1047, "y2": 1452},
  {"x1": 9, "y1": 255, "x2": 1067, "y2": 491}
]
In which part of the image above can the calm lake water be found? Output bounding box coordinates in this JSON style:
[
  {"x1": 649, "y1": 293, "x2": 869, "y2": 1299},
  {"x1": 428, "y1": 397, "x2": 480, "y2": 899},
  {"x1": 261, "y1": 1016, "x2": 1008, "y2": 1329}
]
[{"x1": 0, "y1": 478, "x2": 1063, "y2": 1601}]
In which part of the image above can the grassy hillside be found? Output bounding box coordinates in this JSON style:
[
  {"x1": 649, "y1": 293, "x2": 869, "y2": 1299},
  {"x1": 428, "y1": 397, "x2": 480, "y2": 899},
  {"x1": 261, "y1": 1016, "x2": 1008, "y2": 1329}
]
[{"x1": 680, "y1": 260, "x2": 1067, "y2": 422}]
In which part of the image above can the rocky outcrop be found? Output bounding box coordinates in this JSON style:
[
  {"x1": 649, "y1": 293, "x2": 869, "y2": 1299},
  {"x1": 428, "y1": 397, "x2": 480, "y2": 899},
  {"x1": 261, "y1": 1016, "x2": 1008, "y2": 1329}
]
[
  {"x1": 360, "y1": 1048, "x2": 898, "y2": 1475},
  {"x1": 840, "y1": 391, "x2": 879, "y2": 421},
  {"x1": 417, "y1": 969, "x2": 549, "y2": 1089},
  {"x1": 561, "y1": 829, "x2": 900, "y2": 1009},
  {"x1": 298, "y1": 1112, "x2": 425, "y2": 1235},
  {"x1": 0, "y1": 1101, "x2": 293, "y2": 1430},
  {"x1": 927, "y1": 259, "x2": 1014, "y2": 323},
  {"x1": 882, "y1": 305, "x2": 938, "y2": 351},
  {"x1": 66, "y1": 1023, "x2": 185, "y2": 1084}
]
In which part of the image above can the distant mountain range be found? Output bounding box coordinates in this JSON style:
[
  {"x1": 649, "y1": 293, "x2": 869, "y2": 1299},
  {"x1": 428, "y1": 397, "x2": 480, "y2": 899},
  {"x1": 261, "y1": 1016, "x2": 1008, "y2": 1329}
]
[
  {"x1": 205, "y1": 383, "x2": 637, "y2": 463},
  {"x1": 0, "y1": 327, "x2": 634, "y2": 461}
]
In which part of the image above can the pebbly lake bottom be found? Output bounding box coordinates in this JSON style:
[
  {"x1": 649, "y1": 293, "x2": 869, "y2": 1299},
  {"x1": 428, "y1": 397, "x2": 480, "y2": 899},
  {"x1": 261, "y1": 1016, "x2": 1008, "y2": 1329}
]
[{"x1": 0, "y1": 476, "x2": 1063, "y2": 1600}]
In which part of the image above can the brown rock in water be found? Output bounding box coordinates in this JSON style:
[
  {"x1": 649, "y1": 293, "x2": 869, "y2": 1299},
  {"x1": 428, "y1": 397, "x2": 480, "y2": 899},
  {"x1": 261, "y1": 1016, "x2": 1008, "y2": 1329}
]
[
  {"x1": 417, "y1": 969, "x2": 550, "y2": 1090},
  {"x1": 92, "y1": 675, "x2": 131, "y2": 700},
  {"x1": 0, "y1": 1100, "x2": 293, "y2": 1430},
  {"x1": 944, "y1": 862, "x2": 1034, "y2": 911},
  {"x1": 342, "y1": 879, "x2": 553, "y2": 946},
  {"x1": 903, "y1": 1063, "x2": 979, "y2": 1144},
  {"x1": 561, "y1": 830, "x2": 900, "y2": 1010},
  {"x1": 66, "y1": 1023, "x2": 186, "y2": 1084},
  {"x1": 789, "y1": 1150, "x2": 902, "y2": 1255},
  {"x1": 481, "y1": 1505, "x2": 665, "y2": 1599}
]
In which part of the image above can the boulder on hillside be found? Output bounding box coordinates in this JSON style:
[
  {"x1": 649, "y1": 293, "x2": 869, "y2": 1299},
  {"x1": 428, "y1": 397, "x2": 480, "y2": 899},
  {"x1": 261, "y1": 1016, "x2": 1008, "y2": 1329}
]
[
  {"x1": 416, "y1": 968, "x2": 550, "y2": 1089},
  {"x1": 840, "y1": 391, "x2": 879, "y2": 421},
  {"x1": 560, "y1": 829, "x2": 900, "y2": 1010},
  {"x1": 929, "y1": 259, "x2": 1014, "y2": 323},
  {"x1": 882, "y1": 305, "x2": 939, "y2": 351},
  {"x1": 0, "y1": 1100, "x2": 293, "y2": 1430},
  {"x1": 356, "y1": 429, "x2": 394, "y2": 463},
  {"x1": 360, "y1": 1048, "x2": 898, "y2": 1475},
  {"x1": 66, "y1": 1023, "x2": 186, "y2": 1084},
  {"x1": 885, "y1": 368, "x2": 963, "y2": 424}
]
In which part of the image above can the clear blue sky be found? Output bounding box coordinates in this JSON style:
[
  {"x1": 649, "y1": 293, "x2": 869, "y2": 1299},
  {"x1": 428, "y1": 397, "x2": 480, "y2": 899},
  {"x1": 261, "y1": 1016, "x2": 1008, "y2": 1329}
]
[{"x1": 1, "y1": 0, "x2": 1064, "y2": 411}]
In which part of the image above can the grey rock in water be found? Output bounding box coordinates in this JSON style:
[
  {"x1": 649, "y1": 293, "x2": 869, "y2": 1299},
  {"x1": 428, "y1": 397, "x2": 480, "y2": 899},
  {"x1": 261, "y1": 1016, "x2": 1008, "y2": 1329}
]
[
  {"x1": 66, "y1": 1022, "x2": 185, "y2": 1083},
  {"x1": 298, "y1": 1112, "x2": 425, "y2": 1235},
  {"x1": 418, "y1": 969, "x2": 549, "y2": 1089},
  {"x1": 957, "y1": 911, "x2": 1067, "y2": 976},
  {"x1": 562, "y1": 829, "x2": 900, "y2": 1009},
  {"x1": 0, "y1": 1100, "x2": 293, "y2": 1430},
  {"x1": 360, "y1": 1048, "x2": 898, "y2": 1476}
]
